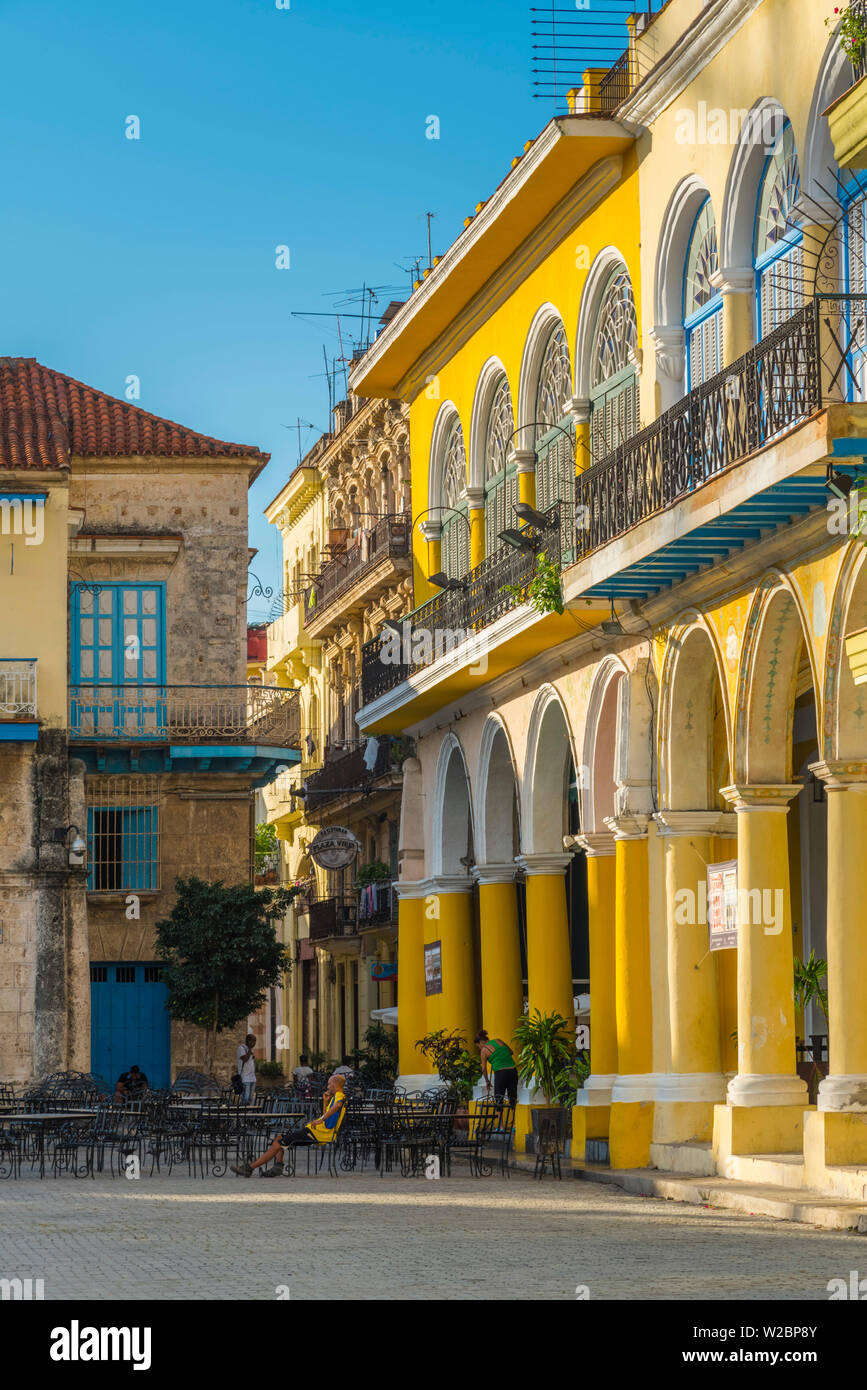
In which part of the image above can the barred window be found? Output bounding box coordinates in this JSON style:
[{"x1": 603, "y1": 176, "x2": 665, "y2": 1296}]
[
  {"x1": 535, "y1": 325, "x2": 572, "y2": 436},
  {"x1": 589, "y1": 269, "x2": 639, "y2": 460},
  {"x1": 441, "y1": 421, "x2": 469, "y2": 579},
  {"x1": 755, "y1": 121, "x2": 804, "y2": 335},
  {"x1": 85, "y1": 775, "x2": 161, "y2": 893},
  {"x1": 484, "y1": 376, "x2": 517, "y2": 555}
]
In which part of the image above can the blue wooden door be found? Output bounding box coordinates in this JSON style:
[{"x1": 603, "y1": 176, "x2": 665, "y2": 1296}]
[{"x1": 90, "y1": 963, "x2": 170, "y2": 1090}]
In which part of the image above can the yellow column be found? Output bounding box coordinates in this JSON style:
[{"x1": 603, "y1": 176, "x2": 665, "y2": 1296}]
[
  {"x1": 513, "y1": 449, "x2": 536, "y2": 509},
  {"x1": 804, "y1": 765, "x2": 867, "y2": 1174},
  {"x1": 608, "y1": 816, "x2": 655, "y2": 1168},
  {"x1": 712, "y1": 268, "x2": 755, "y2": 366},
  {"x1": 421, "y1": 520, "x2": 441, "y2": 582},
  {"x1": 394, "y1": 882, "x2": 433, "y2": 1083},
  {"x1": 424, "y1": 876, "x2": 478, "y2": 1045},
  {"x1": 518, "y1": 854, "x2": 575, "y2": 1025},
  {"x1": 571, "y1": 399, "x2": 591, "y2": 474},
  {"x1": 652, "y1": 812, "x2": 731, "y2": 1151},
  {"x1": 473, "y1": 864, "x2": 524, "y2": 1048},
  {"x1": 465, "y1": 487, "x2": 485, "y2": 570},
  {"x1": 572, "y1": 834, "x2": 616, "y2": 1156},
  {"x1": 713, "y1": 786, "x2": 808, "y2": 1162}
]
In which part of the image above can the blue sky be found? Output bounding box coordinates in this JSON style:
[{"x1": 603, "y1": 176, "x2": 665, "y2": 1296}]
[{"x1": 0, "y1": 0, "x2": 637, "y2": 616}]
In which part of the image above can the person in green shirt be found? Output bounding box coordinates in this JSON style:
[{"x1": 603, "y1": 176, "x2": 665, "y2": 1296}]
[{"x1": 475, "y1": 1029, "x2": 518, "y2": 1108}]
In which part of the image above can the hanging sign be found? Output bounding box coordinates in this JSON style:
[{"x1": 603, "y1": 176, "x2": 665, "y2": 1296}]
[
  {"x1": 308, "y1": 827, "x2": 361, "y2": 871},
  {"x1": 707, "y1": 859, "x2": 738, "y2": 951},
  {"x1": 424, "y1": 940, "x2": 442, "y2": 996},
  {"x1": 371, "y1": 961, "x2": 398, "y2": 982}
]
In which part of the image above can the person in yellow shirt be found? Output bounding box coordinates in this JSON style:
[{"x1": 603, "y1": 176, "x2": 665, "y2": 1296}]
[{"x1": 231, "y1": 1073, "x2": 346, "y2": 1178}]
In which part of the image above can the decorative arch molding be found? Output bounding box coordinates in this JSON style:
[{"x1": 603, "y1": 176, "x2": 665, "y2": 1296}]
[
  {"x1": 476, "y1": 714, "x2": 522, "y2": 864},
  {"x1": 574, "y1": 246, "x2": 634, "y2": 400},
  {"x1": 822, "y1": 540, "x2": 867, "y2": 760},
  {"x1": 522, "y1": 683, "x2": 579, "y2": 856},
  {"x1": 654, "y1": 176, "x2": 714, "y2": 328},
  {"x1": 468, "y1": 356, "x2": 512, "y2": 491},
  {"x1": 427, "y1": 400, "x2": 463, "y2": 526},
  {"x1": 719, "y1": 97, "x2": 791, "y2": 270},
  {"x1": 581, "y1": 654, "x2": 628, "y2": 833},
  {"x1": 430, "y1": 731, "x2": 475, "y2": 879},
  {"x1": 657, "y1": 613, "x2": 733, "y2": 811},
  {"x1": 515, "y1": 303, "x2": 572, "y2": 448},
  {"x1": 734, "y1": 571, "x2": 820, "y2": 784},
  {"x1": 803, "y1": 35, "x2": 850, "y2": 217}
]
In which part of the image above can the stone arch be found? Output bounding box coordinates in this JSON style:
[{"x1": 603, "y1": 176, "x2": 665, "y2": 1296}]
[
  {"x1": 653, "y1": 176, "x2": 715, "y2": 407},
  {"x1": 803, "y1": 32, "x2": 851, "y2": 215},
  {"x1": 516, "y1": 303, "x2": 572, "y2": 450},
  {"x1": 824, "y1": 542, "x2": 867, "y2": 761},
  {"x1": 736, "y1": 575, "x2": 819, "y2": 784},
  {"x1": 581, "y1": 655, "x2": 628, "y2": 832},
  {"x1": 468, "y1": 356, "x2": 512, "y2": 491},
  {"x1": 476, "y1": 716, "x2": 521, "y2": 864},
  {"x1": 430, "y1": 733, "x2": 475, "y2": 878},
  {"x1": 574, "y1": 246, "x2": 635, "y2": 401},
  {"x1": 719, "y1": 97, "x2": 792, "y2": 272},
  {"x1": 659, "y1": 616, "x2": 732, "y2": 810},
  {"x1": 522, "y1": 685, "x2": 579, "y2": 855}
]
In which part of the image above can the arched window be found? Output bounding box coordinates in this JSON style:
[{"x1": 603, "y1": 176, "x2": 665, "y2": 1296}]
[
  {"x1": 440, "y1": 421, "x2": 469, "y2": 579},
  {"x1": 684, "y1": 198, "x2": 723, "y2": 388},
  {"x1": 534, "y1": 323, "x2": 575, "y2": 553},
  {"x1": 484, "y1": 376, "x2": 517, "y2": 554},
  {"x1": 589, "y1": 269, "x2": 639, "y2": 461},
  {"x1": 843, "y1": 189, "x2": 867, "y2": 398},
  {"x1": 755, "y1": 121, "x2": 803, "y2": 336}
]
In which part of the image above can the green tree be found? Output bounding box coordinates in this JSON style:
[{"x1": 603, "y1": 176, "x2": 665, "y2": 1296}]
[{"x1": 155, "y1": 876, "x2": 296, "y2": 1075}]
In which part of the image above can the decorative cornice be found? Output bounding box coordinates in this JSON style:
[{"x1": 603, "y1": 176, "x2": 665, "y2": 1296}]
[
  {"x1": 605, "y1": 813, "x2": 649, "y2": 840},
  {"x1": 710, "y1": 266, "x2": 754, "y2": 295},
  {"x1": 472, "y1": 862, "x2": 520, "y2": 886},
  {"x1": 809, "y1": 760, "x2": 867, "y2": 788},
  {"x1": 653, "y1": 810, "x2": 737, "y2": 837},
  {"x1": 516, "y1": 852, "x2": 573, "y2": 876},
  {"x1": 720, "y1": 784, "x2": 802, "y2": 812},
  {"x1": 648, "y1": 325, "x2": 685, "y2": 383},
  {"x1": 572, "y1": 832, "x2": 615, "y2": 858},
  {"x1": 426, "y1": 874, "x2": 474, "y2": 895}
]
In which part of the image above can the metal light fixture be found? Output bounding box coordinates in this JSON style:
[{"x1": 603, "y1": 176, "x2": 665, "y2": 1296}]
[
  {"x1": 428, "y1": 571, "x2": 467, "y2": 591},
  {"x1": 54, "y1": 824, "x2": 87, "y2": 868},
  {"x1": 826, "y1": 468, "x2": 854, "y2": 500},
  {"x1": 513, "y1": 501, "x2": 556, "y2": 529},
  {"x1": 498, "y1": 528, "x2": 535, "y2": 552},
  {"x1": 601, "y1": 598, "x2": 624, "y2": 637},
  {"x1": 380, "y1": 618, "x2": 404, "y2": 636}
]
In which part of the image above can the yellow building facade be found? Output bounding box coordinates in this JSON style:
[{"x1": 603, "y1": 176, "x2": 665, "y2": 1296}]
[{"x1": 350, "y1": 0, "x2": 867, "y2": 1197}]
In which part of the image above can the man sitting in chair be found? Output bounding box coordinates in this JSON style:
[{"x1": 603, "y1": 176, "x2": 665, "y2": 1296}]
[{"x1": 231, "y1": 1073, "x2": 346, "y2": 1178}]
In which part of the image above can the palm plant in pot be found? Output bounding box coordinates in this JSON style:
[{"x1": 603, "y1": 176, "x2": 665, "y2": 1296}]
[
  {"x1": 415, "y1": 1029, "x2": 481, "y2": 1131},
  {"x1": 514, "y1": 1009, "x2": 580, "y2": 1145}
]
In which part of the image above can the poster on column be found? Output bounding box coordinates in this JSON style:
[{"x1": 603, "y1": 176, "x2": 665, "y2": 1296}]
[
  {"x1": 424, "y1": 940, "x2": 442, "y2": 995},
  {"x1": 707, "y1": 860, "x2": 738, "y2": 950}
]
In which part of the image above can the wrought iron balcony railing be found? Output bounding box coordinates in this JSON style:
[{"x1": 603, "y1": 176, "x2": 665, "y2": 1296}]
[
  {"x1": 358, "y1": 880, "x2": 398, "y2": 928},
  {"x1": 69, "y1": 683, "x2": 301, "y2": 745},
  {"x1": 361, "y1": 506, "x2": 561, "y2": 706},
  {"x1": 304, "y1": 512, "x2": 410, "y2": 625},
  {"x1": 576, "y1": 296, "x2": 865, "y2": 558},
  {"x1": 0, "y1": 659, "x2": 37, "y2": 719},
  {"x1": 302, "y1": 735, "x2": 394, "y2": 809},
  {"x1": 308, "y1": 896, "x2": 359, "y2": 942}
]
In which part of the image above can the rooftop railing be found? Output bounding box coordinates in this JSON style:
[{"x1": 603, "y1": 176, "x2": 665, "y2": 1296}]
[{"x1": 68, "y1": 683, "x2": 301, "y2": 746}]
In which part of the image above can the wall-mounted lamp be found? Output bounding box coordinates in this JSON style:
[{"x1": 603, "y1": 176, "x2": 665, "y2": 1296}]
[
  {"x1": 513, "y1": 501, "x2": 556, "y2": 530},
  {"x1": 54, "y1": 824, "x2": 87, "y2": 868},
  {"x1": 428, "y1": 571, "x2": 468, "y2": 592},
  {"x1": 497, "y1": 528, "x2": 535, "y2": 553}
]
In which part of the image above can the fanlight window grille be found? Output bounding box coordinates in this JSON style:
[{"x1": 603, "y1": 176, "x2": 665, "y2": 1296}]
[
  {"x1": 535, "y1": 325, "x2": 572, "y2": 436},
  {"x1": 590, "y1": 269, "x2": 639, "y2": 461},
  {"x1": 441, "y1": 421, "x2": 469, "y2": 579},
  {"x1": 484, "y1": 377, "x2": 517, "y2": 554},
  {"x1": 684, "y1": 198, "x2": 723, "y2": 389},
  {"x1": 756, "y1": 122, "x2": 804, "y2": 335}
]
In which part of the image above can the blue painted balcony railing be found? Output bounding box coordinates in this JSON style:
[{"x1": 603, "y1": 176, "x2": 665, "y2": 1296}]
[{"x1": 68, "y1": 684, "x2": 301, "y2": 747}]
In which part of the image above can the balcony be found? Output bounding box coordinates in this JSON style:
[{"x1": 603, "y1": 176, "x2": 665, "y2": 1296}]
[
  {"x1": 360, "y1": 506, "x2": 565, "y2": 709},
  {"x1": 0, "y1": 659, "x2": 38, "y2": 741},
  {"x1": 571, "y1": 297, "x2": 867, "y2": 602},
  {"x1": 303, "y1": 512, "x2": 411, "y2": 639},
  {"x1": 358, "y1": 880, "x2": 398, "y2": 930},
  {"x1": 302, "y1": 736, "x2": 396, "y2": 812},
  {"x1": 308, "y1": 896, "x2": 359, "y2": 944}
]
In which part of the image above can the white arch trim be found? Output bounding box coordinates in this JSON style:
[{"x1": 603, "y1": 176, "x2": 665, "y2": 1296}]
[
  {"x1": 468, "y1": 356, "x2": 512, "y2": 491},
  {"x1": 515, "y1": 302, "x2": 572, "y2": 447},
  {"x1": 581, "y1": 654, "x2": 629, "y2": 834},
  {"x1": 522, "y1": 683, "x2": 579, "y2": 856},
  {"x1": 719, "y1": 97, "x2": 790, "y2": 270},
  {"x1": 476, "y1": 714, "x2": 521, "y2": 865},
  {"x1": 427, "y1": 400, "x2": 463, "y2": 528},
  {"x1": 574, "y1": 246, "x2": 633, "y2": 400},
  {"x1": 430, "y1": 731, "x2": 474, "y2": 879},
  {"x1": 654, "y1": 175, "x2": 713, "y2": 328}
]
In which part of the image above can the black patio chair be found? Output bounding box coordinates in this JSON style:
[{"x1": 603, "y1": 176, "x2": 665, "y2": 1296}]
[{"x1": 533, "y1": 1112, "x2": 564, "y2": 1180}]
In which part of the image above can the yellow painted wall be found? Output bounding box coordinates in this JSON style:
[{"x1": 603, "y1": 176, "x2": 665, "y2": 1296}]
[{"x1": 0, "y1": 480, "x2": 69, "y2": 726}]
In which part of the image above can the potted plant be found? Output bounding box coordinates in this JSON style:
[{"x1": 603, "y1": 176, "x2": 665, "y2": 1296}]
[
  {"x1": 254, "y1": 1059, "x2": 285, "y2": 1089},
  {"x1": 794, "y1": 951, "x2": 829, "y2": 1104},
  {"x1": 827, "y1": 5, "x2": 867, "y2": 66},
  {"x1": 514, "y1": 1009, "x2": 580, "y2": 1146},
  {"x1": 415, "y1": 1029, "x2": 481, "y2": 1130}
]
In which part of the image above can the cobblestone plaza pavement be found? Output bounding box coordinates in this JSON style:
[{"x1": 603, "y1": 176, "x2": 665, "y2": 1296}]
[{"x1": 0, "y1": 1170, "x2": 862, "y2": 1301}]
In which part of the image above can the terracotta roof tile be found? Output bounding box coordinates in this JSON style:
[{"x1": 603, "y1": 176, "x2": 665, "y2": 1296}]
[{"x1": 0, "y1": 358, "x2": 269, "y2": 469}]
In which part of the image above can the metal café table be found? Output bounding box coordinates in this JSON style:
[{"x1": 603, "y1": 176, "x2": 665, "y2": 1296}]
[{"x1": 0, "y1": 1111, "x2": 97, "y2": 1178}]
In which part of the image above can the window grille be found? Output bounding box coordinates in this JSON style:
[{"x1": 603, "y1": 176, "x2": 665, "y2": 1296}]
[
  {"x1": 90, "y1": 966, "x2": 108, "y2": 983},
  {"x1": 484, "y1": 376, "x2": 517, "y2": 555},
  {"x1": 115, "y1": 966, "x2": 136, "y2": 983},
  {"x1": 589, "y1": 269, "x2": 639, "y2": 459},
  {"x1": 85, "y1": 775, "x2": 161, "y2": 893},
  {"x1": 441, "y1": 421, "x2": 469, "y2": 579}
]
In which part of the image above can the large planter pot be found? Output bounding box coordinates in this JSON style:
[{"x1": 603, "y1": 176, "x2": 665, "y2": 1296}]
[{"x1": 530, "y1": 1106, "x2": 571, "y2": 1144}]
